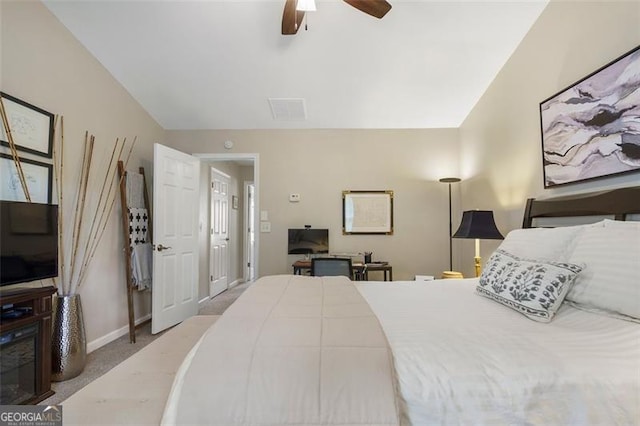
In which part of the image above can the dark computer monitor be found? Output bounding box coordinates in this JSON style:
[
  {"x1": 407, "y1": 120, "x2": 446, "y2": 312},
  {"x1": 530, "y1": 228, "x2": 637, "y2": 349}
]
[{"x1": 287, "y1": 228, "x2": 329, "y2": 255}]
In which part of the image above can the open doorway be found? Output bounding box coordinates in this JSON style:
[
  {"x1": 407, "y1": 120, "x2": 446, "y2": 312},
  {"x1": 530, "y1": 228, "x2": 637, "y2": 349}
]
[{"x1": 195, "y1": 153, "x2": 259, "y2": 298}]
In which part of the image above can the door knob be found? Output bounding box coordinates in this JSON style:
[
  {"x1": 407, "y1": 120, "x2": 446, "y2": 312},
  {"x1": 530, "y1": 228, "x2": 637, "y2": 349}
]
[{"x1": 156, "y1": 244, "x2": 172, "y2": 252}]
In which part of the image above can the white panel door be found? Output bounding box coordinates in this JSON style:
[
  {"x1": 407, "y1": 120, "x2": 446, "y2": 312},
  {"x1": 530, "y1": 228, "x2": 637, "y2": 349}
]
[
  {"x1": 152, "y1": 143, "x2": 200, "y2": 334},
  {"x1": 210, "y1": 168, "x2": 229, "y2": 297}
]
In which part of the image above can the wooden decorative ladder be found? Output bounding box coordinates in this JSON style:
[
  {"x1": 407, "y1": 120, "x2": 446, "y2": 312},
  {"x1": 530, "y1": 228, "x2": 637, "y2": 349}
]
[{"x1": 117, "y1": 161, "x2": 152, "y2": 343}]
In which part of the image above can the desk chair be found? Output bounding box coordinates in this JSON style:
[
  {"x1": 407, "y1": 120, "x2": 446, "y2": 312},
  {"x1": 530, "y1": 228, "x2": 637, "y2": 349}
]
[{"x1": 311, "y1": 258, "x2": 353, "y2": 279}]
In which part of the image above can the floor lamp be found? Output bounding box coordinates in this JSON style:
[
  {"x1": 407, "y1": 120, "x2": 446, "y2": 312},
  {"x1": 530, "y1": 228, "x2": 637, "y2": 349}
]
[{"x1": 439, "y1": 177, "x2": 461, "y2": 273}]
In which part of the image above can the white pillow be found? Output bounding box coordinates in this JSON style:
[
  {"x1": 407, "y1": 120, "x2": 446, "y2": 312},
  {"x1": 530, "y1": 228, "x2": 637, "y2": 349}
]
[
  {"x1": 498, "y1": 222, "x2": 603, "y2": 262},
  {"x1": 477, "y1": 249, "x2": 583, "y2": 322},
  {"x1": 566, "y1": 226, "x2": 640, "y2": 321}
]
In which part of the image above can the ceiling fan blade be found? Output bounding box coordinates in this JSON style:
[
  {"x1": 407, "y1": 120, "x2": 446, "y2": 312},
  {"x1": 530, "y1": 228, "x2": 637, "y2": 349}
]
[
  {"x1": 343, "y1": 0, "x2": 392, "y2": 19},
  {"x1": 282, "y1": 0, "x2": 305, "y2": 35}
]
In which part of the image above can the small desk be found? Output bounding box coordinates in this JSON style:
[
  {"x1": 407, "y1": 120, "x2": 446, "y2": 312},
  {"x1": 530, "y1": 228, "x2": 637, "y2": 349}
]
[
  {"x1": 292, "y1": 260, "x2": 393, "y2": 281},
  {"x1": 362, "y1": 263, "x2": 393, "y2": 281}
]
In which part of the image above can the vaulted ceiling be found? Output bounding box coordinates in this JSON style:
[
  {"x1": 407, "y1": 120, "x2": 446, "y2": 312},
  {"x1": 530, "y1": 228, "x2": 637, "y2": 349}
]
[{"x1": 43, "y1": 0, "x2": 548, "y2": 130}]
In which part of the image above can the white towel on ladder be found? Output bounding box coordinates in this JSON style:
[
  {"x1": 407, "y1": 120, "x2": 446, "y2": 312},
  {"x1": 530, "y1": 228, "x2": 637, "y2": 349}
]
[
  {"x1": 126, "y1": 172, "x2": 145, "y2": 209},
  {"x1": 131, "y1": 242, "x2": 153, "y2": 290}
]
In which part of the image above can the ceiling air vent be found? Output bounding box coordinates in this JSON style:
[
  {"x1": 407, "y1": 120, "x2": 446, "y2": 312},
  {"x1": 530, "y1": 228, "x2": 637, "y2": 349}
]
[{"x1": 268, "y1": 98, "x2": 307, "y2": 121}]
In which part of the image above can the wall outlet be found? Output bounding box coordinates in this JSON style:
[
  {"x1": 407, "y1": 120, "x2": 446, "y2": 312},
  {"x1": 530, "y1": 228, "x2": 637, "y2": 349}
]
[
  {"x1": 260, "y1": 222, "x2": 271, "y2": 232},
  {"x1": 289, "y1": 193, "x2": 300, "y2": 202}
]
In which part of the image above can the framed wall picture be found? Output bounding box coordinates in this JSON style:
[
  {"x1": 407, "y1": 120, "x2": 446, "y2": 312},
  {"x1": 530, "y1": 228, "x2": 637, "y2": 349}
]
[
  {"x1": 539, "y1": 45, "x2": 640, "y2": 188},
  {"x1": 0, "y1": 154, "x2": 53, "y2": 203},
  {"x1": 342, "y1": 190, "x2": 393, "y2": 235},
  {"x1": 0, "y1": 92, "x2": 54, "y2": 158}
]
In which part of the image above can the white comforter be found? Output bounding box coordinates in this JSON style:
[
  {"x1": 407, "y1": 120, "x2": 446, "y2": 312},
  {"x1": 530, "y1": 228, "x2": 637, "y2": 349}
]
[
  {"x1": 357, "y1": 279, "x2": 640, "y2": 425},
  {"x1": 163, "y1": 276, "x2": 640, "y2": 425}
]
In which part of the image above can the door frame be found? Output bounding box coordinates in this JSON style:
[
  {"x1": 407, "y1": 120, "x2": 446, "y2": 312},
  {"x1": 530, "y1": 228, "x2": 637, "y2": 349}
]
[
  {"x1": 243, "y1": 181, "x2": 256, "y2": 282},
  {"x1": 194, "y1": 153, "x2": 260, "y2": 282}
]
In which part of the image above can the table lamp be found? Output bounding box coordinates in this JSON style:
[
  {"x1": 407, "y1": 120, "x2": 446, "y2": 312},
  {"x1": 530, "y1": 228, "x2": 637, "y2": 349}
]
[{"x1": 452, "y1": 210, "x2": 503, "y2": 277}]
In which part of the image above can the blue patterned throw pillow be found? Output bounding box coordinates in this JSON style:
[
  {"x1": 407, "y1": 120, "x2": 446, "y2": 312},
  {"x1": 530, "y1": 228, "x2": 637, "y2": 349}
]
[{"x1": 477, "y1": 249, "x2": 584, "y2": 322}]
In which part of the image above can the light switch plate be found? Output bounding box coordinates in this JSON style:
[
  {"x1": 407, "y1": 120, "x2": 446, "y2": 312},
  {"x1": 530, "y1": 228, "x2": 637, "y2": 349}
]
[
  {"x1": 260, "y1": 210, "x2": 268, "y2": 221},
  {"x1": 260, "y1": 222, "x2": 271, "y2": 232}
]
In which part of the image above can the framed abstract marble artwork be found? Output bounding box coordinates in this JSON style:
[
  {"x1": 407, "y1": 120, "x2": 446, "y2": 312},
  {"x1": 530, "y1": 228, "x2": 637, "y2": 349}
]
[{"x1": 539, "y1": 45, "x2": 640, "y2": 188}]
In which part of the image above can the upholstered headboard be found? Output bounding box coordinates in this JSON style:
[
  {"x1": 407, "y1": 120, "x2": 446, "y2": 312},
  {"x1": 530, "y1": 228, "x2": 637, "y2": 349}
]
[{"x1": 522, "y1": 186, "x2": 640, "y2": 228}]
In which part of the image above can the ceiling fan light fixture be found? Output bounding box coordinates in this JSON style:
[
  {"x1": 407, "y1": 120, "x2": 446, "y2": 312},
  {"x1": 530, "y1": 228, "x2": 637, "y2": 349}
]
[{"x1": 296, "y1": 0, "x2": 316, "y2": 12}]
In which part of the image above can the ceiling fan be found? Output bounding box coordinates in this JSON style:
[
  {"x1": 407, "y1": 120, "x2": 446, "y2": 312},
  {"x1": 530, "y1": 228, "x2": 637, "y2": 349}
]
[{"x1": 281, "y1": 0, "x2": 392, "y2": 35}]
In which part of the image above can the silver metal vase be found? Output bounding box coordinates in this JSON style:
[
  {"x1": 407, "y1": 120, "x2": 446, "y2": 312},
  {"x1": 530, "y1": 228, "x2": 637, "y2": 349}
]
[{"x1": 51, "y1": 294, "x2": 87, "y2": 381}]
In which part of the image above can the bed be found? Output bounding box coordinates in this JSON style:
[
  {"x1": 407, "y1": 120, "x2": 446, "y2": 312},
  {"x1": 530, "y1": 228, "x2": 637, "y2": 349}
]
[{"x1": 162, "y1": 187, "x2": 640, "y2": 425}]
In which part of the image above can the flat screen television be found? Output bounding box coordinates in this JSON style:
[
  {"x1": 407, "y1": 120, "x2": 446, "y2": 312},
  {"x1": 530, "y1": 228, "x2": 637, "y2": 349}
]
[
  {"x1": 288, "y1": 228, "x2": 329, "y2": 255},
  {"x1": 0, "y1": 200, "x2": 58, "y2": 286}
]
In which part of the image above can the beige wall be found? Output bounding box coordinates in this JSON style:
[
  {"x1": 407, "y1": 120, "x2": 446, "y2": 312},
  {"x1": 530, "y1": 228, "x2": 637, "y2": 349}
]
[
  {"x1": 165, "y1": 129, "x2": 461, "y2": 280},
  {"x1": 1, "y1": 1, "x2": 163, "y2": 347},
  {"x1": 458, "y1": 0, "x2": 640, "y2": 278}
]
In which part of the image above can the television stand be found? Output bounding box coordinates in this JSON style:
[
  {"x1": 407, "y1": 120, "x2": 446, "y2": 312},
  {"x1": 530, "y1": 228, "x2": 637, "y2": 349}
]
[{"x1": 0, "y1": 286, "x2": 57, "y2": 404}]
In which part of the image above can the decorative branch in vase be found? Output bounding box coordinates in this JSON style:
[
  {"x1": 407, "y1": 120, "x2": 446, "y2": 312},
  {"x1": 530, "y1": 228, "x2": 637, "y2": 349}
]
[
  {"x1": 49, "y1": 116, "x2": 136, "y2": 381},
  {"x1": 53, "y1": 118, "x2": 136, "y2": 295}
]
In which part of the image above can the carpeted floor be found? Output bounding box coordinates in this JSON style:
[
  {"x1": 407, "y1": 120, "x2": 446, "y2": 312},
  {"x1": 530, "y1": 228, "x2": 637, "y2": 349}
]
[
  {"x1": 198, "y1": 280, "x2": 252, "y2": 315},
  {"x1": 41, "y1": 281, "x2": 252, "y2": 406}
]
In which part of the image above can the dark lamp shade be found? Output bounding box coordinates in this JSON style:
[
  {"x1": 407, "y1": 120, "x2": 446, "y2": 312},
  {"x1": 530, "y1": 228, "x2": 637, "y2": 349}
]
[{"x1": 452, "y1": 210, "x2": 504, "y2": 240}]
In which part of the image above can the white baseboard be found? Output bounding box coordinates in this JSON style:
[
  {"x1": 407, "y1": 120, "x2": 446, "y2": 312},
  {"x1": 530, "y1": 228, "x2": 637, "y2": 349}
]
[
  {"x1": 198, "y1": 295, "x2": 210, "y2": 309},
  {"x1": 228, "y1": 278, "x2": 243, "y2": 289},
  {"x1": 87, "y1": 314, "x2": 151, "y2": 353}
]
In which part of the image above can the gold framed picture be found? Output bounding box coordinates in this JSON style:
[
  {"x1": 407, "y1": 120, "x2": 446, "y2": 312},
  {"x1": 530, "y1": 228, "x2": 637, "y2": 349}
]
[{"x1": 342, "y1": 190, "x2": 393, "y2": 235}]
